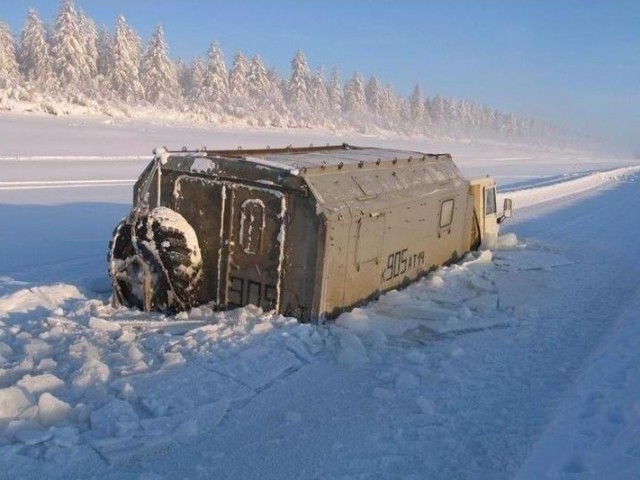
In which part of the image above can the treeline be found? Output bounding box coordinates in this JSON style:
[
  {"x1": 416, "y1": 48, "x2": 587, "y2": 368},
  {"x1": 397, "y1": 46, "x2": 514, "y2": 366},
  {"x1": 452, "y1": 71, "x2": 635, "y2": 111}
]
[{"x1": 0, "y1": 0, "x2": 566, "y2": 142}]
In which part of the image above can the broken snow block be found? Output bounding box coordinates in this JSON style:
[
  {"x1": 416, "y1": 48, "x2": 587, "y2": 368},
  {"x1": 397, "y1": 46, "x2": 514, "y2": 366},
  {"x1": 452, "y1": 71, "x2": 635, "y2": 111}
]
[
  {"x1": 38, "y1": 392, "x2": 72, "y2": 427},
  {"x1": 0, "y1": 386, "x2": 34, "y2": 428}
]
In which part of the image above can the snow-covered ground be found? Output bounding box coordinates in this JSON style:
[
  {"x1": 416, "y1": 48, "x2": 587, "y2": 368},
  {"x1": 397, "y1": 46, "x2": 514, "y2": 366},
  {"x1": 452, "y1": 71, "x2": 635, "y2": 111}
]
[{"x1": 1, "y1": 113, "x2": 639, "y2": 479}]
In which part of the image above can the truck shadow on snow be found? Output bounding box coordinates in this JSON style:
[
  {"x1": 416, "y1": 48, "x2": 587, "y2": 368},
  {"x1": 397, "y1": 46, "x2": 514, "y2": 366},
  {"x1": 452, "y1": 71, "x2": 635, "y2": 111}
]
[{"x1": 0, "y1": 202, "x2": 130, "y2": 294}]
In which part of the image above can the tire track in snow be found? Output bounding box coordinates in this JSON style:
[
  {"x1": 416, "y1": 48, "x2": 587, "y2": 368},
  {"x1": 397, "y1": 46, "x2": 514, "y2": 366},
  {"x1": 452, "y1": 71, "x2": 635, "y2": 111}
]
[{"x1": 499, "y1": 165, "x2": 640, "y2": 209}]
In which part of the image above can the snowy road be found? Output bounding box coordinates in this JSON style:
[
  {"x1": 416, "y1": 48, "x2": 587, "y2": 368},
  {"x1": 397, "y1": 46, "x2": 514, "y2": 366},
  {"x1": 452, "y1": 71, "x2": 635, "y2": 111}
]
[{"x1": 1, "y1": 117, "x2": 639, "y2": 479}]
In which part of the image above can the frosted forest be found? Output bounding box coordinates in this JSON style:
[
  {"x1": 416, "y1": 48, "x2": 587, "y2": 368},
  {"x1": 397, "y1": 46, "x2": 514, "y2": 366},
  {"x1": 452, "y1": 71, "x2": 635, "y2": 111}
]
[{"x1": 0, "y1": 0, "x2": 574, "y2": 145}]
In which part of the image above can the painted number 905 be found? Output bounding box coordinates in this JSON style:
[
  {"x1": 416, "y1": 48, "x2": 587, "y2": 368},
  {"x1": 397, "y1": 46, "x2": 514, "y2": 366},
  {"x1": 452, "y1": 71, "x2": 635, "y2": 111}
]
[{"x1": 381, "y1": 248, "x2": 425, "y2": 282}]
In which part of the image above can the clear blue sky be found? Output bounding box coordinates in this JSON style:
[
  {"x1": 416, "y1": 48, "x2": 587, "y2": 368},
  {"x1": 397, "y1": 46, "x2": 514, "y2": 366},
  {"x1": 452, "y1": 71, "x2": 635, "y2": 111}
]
[{"x1": 3, "y1": 0, "x2": 640, "y2": 151}]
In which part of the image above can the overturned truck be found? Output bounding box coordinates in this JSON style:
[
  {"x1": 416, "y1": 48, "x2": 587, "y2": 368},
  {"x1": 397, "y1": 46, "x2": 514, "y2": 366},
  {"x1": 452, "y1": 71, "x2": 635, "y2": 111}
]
[{"x1": 108, "y1": 144, "x2": 511, "y2": 321}]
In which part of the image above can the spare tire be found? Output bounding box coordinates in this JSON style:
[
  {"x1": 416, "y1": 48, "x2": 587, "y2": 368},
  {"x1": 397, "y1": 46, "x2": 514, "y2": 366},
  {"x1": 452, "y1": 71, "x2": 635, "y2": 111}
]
[{"x1": 108, "y1": 207, "x2": 203, "y2": 312}]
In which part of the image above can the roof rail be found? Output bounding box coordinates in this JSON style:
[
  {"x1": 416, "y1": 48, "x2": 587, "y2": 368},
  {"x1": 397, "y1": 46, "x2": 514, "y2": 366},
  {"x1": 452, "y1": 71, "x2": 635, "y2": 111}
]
[{"x1": 165, "y1": 143, "x2": 355, "y2": 157}]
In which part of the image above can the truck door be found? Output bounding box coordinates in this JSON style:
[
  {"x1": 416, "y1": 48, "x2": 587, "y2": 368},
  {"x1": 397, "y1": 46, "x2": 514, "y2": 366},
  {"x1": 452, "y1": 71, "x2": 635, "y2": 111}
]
[
  {"x1": 483, "y1": 185, "x2": 499, "y2": 246},
  {"x1": 174, "y1": 179, "x2": 286, "y2": 311},
  {"x1": 174, "y1": 176, "x2": 226, "y2": 305},
  {"x1": 224, "y1": 186, "x2": 285, "y2": 312},
  {"x1": 469, "y1": 179, "x2": 500, "y2": 249}
]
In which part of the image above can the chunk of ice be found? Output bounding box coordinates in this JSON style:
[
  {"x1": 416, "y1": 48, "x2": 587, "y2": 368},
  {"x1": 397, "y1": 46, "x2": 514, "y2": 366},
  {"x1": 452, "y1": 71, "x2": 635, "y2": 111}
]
[
  {"x1": 72, "y1": 359, "x2": 110, "y2": 388},
  {"x1": 17, "y1": 373, "x2": 64, "y2": 395},
  {"x1": 89, "y1": 317, "x2": 122, "y2": 336},
  {"x1": 90, "y1": 399, "x2": 139, "y2": 437},
  {"x1": 0, "y1": 386, "x2": 34, "y2": 425},
  {"x1": 38, "y1": 392, "x2": 72, "y2": 427},
  {"x1": 23, "y1": 339, "x2": 53, "y2": 361}
]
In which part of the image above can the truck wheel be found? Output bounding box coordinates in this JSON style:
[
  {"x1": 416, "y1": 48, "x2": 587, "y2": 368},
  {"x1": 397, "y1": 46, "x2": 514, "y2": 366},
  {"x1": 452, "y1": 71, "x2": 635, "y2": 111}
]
[{"x1": 108, "y1": 207, "x2": 203, "y2": 312}]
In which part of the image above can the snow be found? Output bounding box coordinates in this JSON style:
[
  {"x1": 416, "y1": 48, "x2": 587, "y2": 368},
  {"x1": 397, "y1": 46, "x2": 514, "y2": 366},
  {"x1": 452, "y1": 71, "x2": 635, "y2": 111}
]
[
  {"x1": 147, "y1": 206, "x2": 202, "y2": 266},
  {"x1": 0, "y1": 284, "x2": 84, "y2": 317},
  {"x1": 515, "y1": 270, "x2": 640, "y2": 480},
  {"x1": 0, "y1": 115, "x2": 639, "y2": 478},
  {"x1": 38, "y1": 393, "x2": 71, "y2": 427},
  {"x1": 17, "y1": 374, "x2": 64, "y2": 395},
  {"x1": 243, "y1": 155, "x2": 301, "y2": 174},
  {"x1": 0, "y1": 387, "x2": 34, "y2": 427}
]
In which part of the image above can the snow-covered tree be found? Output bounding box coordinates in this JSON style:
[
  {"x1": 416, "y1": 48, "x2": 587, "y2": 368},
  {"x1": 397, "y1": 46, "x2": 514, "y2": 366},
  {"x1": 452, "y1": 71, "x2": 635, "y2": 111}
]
[
  {"x1": 18, "y1": 9, "x2": 52, "y2": 85},
  {"x1": 247, "y1": 54, "x2": 269, "y2": 103},
  {"x1": 265, "y1": 68, "x2": 288, "y2": 125},
  {"x1": 394, "y1": 95, "x2": 409, "y2": 126},
  {"x1": 140, "y1": 24, "x2": 180, "y2": 106},
  {"x1": 188, "y1": 58, "x2": 205, "y2": 99},
  {"x1": 196, "y1": 42, "x2": 228, "y2": 111},
  {"x1": 343, "y1": 72, "x2": 366, "y2": 115},
  {"x1": 309, "y1": 67, "x2": 329, "y2": 118},
  {"x1": 96, "y1": 26, "x2": 111, "y2": 78},
  {"x1": 257, "y1": 69, "x2": 289, "y2": 127},
  {"x1": 108, "y1": 15, "x2": 143, "y2": 102},
  {"x1": 422, "y1": 99, "x2": 433, "y2": 129},
  {"x1": 428, "y1": 95, "x2": 446, "y2": 128},
  {"x1": 443, "y1": 97, "x2": 459, "y2": 132},
  {"x1": 50, "y1": 0, "x2": 92, "y2": 91},
  {"x1": 504, "y1": 113, "x2": 519, "y2": 136},
  {"x1": 0, "y1": 23, "x2": 19, "y2": 88},
  {"x1": 287, "y1": 49, "x2": 310, "y2": 109},
  {"x1": 249, "y1": 63, "x2": 287, "y2": 127},
  {"x1": 78, "y1": 9, "x2": 98, "y2": 79},
  {"x1": 409, "y1": 84, "x2": 425, "y2": 124},
  {"x1": 365, "y1": 76, "x2": 383, "y2": 116},
  {"x1": 228, "y1": 51, "x2": 249, "y2": 114},
  {"x1": 457, "y1": 99, "x2": 474, "y2": 130},
  {"x1": 380, "y1": 83, "x2": 398, "y2": 118},
  {"x1": 327, "y1": 67, "x2": 343, "y2": 114},
  {"x1": 175, "y1": 58, "x2": 192, "y2": 98}
]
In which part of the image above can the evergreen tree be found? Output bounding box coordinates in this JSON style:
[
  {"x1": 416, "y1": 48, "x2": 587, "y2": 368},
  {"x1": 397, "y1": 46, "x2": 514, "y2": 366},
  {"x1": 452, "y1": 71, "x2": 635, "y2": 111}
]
[
  {"x1": 251, "y1": 64, "x2": 287, "y2": 126},
  {"x1": 429, "y1": 95, "x2": 446, "y2": 127},
  {"x1": 309, "y1": 66, "x2": 328, "y2": 114},
  {"x1": 0, "y1": 22, "x2": 19, "y2": 87},
  {"x1": 327, "y1": 67, "x2": 343, "y2": 114},
  {"x1": 258, "y1": 69, "x2": 288, "y2": 127},
  {"x1": 175, "y1": 58, "x2": 190, "y2": 98},
  {"x1": 95, "y1": 26, "x2": 111, "y2": 78},
  {"x1": 365, "y1": 76, "x2": 383, "y2": 116},
  {"x1": 380, "y1": 83, "x2": 397, "y2": 119},
  {"x1": 398, "y1": 97, "x2": 411, "y2": 127},
  {"x1": 457, "y1": 99, "x2": 473, "y2": 130},
  {"x1": 247, "y1": 54, "x2": 269, "y2": 103},
  {"x1": 422, "y1": 98, "x2": 433, "y2": 130},
  {"x1": 197, "y1": 42, "x2": 228, "y2": 110},
  {"x1": 409, "y1": 84, "x2": 425, "y2": 123},
  {"x1": 228, "y1": 51, "x2": 249, "y2": 114},
  {"x1": 140, "y1": 24, "x2": 180, "y2": 106},
  {"x1": 108, "y1": 15, "x2": 144, "y2": 102},
  {"x1": 344, "y1": 72, "x2": 366, "y2": 115},
  {"x1": 188, "y1": 58, "x2": 205, "y2": 99},
  {"x1": 18, "y1": 9, "x2": 52, "y2": 85},
  {"x1": 287, "y1": 49, "x2": 310, "y2": 108},
  {"x1": 265, "y1": 67, "x2": 288, "y2": 122},
  {"x1": 50, "y1": 0, "x2": 91, "y2": 91},
  {"x1": 78, "y1": 9, "x2": 98, "y2": 78},
  {"x1": 478, "y1": 104, "x2": 494, "y2": 132},
  {"x1": 443, "y1": 97, "x2": 459, "y2": 132}
]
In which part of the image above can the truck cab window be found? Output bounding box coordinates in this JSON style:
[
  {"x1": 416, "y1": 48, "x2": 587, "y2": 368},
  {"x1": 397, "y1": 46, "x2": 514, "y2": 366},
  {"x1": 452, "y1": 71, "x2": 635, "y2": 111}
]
[{"x1": 485, "y1": 187, "x2": 497, "y2": 216}]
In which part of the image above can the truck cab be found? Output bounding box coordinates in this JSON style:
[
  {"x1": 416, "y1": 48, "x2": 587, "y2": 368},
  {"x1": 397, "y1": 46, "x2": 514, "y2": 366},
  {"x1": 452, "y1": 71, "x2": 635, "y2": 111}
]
[{"x1": 469, "y1": 177, "x2": 512, "y2": 249}]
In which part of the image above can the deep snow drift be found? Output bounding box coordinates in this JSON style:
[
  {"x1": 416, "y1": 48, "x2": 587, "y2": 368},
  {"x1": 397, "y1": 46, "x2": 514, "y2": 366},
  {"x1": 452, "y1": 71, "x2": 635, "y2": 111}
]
[{"x1": 1, "y1": 114, "x2": 639, "y2": 479}]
